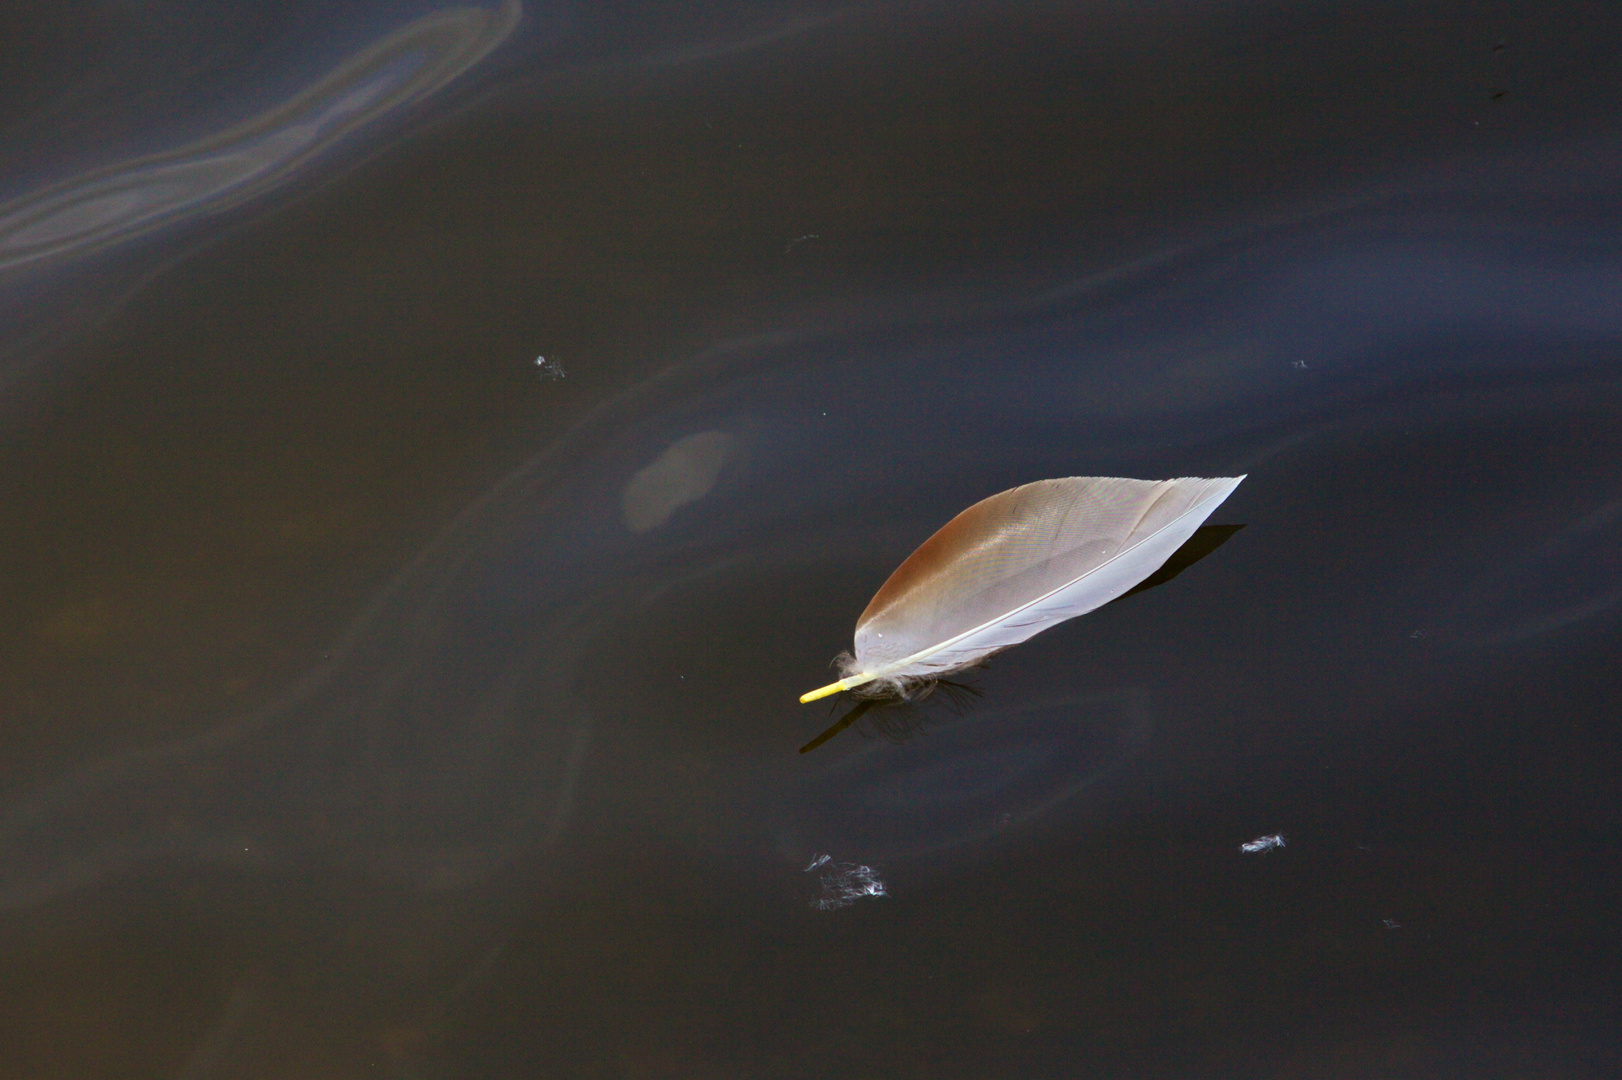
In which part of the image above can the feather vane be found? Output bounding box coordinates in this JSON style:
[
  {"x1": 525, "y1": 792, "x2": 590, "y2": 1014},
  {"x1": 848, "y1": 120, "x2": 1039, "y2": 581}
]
[{"x1": 801, "y1": 474, "x2": 1244, "y2": 701}]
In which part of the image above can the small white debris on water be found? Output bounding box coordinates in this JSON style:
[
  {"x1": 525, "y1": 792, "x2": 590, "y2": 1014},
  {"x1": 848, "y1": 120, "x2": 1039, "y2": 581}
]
[
  {"x1": 805, "y1": 853, "x2": 887, "y2": 911},
  {"x1": 535, "y1": 356, "x2": 565, "y2": 380},
  {"x1": 1240, "y1": 834, "x2": 1286, "y2": 854}
]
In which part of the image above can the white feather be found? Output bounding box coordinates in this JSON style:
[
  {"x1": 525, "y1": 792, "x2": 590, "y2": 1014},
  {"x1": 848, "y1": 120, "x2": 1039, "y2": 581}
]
[{"x1": 802, "y1": 474, "x2": 1245, "y2": 701}]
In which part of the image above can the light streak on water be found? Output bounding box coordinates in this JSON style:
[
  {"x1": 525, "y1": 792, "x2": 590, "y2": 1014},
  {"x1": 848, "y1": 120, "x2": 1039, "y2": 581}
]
[{"x1": 0, "y1": 1, "x2": 520, "y2": 275}]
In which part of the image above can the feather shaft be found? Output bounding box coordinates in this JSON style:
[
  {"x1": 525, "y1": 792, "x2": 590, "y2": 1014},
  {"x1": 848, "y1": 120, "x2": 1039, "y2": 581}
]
[{"x1": 800, "y1": 674, "x2": 875, "y2": 703}]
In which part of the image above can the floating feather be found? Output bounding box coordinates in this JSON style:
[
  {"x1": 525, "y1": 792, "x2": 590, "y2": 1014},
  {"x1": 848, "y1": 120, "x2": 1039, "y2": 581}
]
[{"x1": 800, "y1": 474, "x2": 1245, "y2": 703}]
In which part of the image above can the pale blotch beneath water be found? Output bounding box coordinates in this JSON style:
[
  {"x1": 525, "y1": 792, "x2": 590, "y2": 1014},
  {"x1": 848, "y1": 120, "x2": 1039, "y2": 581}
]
[
  {"x1": 0, "y1": 1, "x2": 521, "y2": 273},
  {"x1": 621, "y1": 431, "x2": 733, "y2": 533}
]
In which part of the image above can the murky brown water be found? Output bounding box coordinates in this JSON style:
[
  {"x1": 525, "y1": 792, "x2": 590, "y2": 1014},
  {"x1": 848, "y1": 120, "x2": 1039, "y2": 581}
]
[{"x1": 2, "y1": 1, "x2": 1621, "y2": 1076}]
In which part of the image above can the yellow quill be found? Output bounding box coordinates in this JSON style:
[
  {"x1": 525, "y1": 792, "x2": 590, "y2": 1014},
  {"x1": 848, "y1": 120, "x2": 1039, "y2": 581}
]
[{"x1": 801, "y1": 474, "x2": 1245, "y2": 702}]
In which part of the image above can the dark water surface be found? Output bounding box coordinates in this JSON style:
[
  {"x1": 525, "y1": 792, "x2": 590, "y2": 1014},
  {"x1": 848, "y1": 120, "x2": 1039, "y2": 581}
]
[{"x1": 2, "y1": 1, "x2": 1621, "y2": 1076}]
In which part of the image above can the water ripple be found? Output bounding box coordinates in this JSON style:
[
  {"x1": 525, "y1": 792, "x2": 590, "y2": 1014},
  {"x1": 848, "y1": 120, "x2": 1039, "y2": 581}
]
[{"x1": 0, "y1": 1, "x2": 520, "y2": 274}]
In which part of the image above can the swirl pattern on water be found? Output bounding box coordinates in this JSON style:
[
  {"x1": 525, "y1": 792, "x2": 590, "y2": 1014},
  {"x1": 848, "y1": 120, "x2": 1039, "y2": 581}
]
[
  {"x1": 0, "y1": 1, "x2": 520, "y2": 274},
  {"x1": 0, "y1": 160, "x2": 1618, "y2": 913}
]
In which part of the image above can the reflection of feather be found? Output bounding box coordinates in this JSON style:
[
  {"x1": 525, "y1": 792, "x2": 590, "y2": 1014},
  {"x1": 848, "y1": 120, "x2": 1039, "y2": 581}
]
[{"x1": 801, "y1": 475, "x2": 1245, "y2": 702}]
